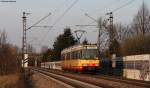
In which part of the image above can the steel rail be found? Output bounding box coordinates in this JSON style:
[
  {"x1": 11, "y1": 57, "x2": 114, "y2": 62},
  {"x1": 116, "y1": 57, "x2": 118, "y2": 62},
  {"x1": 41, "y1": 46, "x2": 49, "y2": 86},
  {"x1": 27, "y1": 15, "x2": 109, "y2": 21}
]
[
  {"x1": 36, "y1": 67, "x2": 150, "y2": 88},
  {"x1": 92, "y1": 74, "x2": 150, "y2": 87},
  {"x1": 30, "y1": 67, "x2": 102, "y2": 88}
]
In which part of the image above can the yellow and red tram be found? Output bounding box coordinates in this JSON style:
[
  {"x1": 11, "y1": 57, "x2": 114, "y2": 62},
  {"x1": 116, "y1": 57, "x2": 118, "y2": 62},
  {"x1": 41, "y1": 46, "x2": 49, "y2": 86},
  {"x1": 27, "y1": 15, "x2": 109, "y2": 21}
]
[{"x1": 61, "y1": 44, "x2": 100, "y2": 72}]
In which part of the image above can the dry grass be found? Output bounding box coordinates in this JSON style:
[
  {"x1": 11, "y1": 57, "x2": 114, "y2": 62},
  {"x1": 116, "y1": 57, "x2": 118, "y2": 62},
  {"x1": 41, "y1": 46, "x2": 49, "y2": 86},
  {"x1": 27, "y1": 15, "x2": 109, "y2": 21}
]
[
  {"x1": 32, "y1": 73, "x2": 68, "y2": 88},
  {"x1": 0, "y1": 73, "x2": 25, "y2": 88}
]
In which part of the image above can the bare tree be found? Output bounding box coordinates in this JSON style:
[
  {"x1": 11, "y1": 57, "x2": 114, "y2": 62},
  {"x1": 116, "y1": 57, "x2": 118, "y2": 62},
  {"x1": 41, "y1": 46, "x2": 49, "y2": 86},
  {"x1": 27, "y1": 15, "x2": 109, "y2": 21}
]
[
  {"x1": 97, "y1": 18, "x2": 109, "y2": 53},
  {"x1": 27, "y1": 44, "x2": 36, "y2": 54},
  {"x1": 114, "y1": 24, "x2": 131, "y2": 43},
  {"x1": 0, "y1": 30, "x2": 7, "y2": 45},
  {"x1": 131, "y1": 2, "x2": 150, "y2": 35},
  {"x1": 41, "y1": 45, "x2": 48, "y2": 53},
  {"x1": 0, "y1": 30, "x2": 20, "y2": 75}
]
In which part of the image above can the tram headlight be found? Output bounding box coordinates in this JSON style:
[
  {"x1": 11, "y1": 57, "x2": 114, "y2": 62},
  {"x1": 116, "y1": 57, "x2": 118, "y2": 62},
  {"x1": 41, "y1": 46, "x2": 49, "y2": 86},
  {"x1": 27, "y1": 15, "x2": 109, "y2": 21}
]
[{"x1": 82, "y1": 64, "x2": 88, "y2": 66}]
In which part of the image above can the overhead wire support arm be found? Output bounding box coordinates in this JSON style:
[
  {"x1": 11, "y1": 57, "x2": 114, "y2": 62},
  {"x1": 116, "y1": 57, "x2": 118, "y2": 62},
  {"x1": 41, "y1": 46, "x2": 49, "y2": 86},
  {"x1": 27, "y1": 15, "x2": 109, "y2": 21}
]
[
  {"x1": 32, "y1": 26, "x2": 53, "y2": 28},
  {"x1": 22, "y1": 12, "x2": 51, "y2": 68},
  {"x1": 84, "y1": 13, "x2": 107, "y2": 28},
  {"x1": 37, "y1": 0, "x2": 79, "y2": 47},
  {"x1": 112, "y1": 0, "x2": 136, "y2": 13},
  {"x1": 0, "y1": 0, "x2": 16, "y2": 2},
  {"x1": 26, "y1": 12, "x2": 51, "y2": 31},
  {"x1": 75, "y1": 25, "x2": 97, "y2": 27},
  {"x1": 51, "y1": 0, "x2": 79, "y2": 27},
  {"x1": 85, "y1": 13, "x2": 98, "y2": 23}
]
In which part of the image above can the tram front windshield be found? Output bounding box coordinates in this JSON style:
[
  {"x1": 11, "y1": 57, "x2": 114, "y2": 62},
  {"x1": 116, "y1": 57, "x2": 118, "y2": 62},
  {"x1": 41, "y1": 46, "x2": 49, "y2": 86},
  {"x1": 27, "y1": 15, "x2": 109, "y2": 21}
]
[{"x1": 82, "y1": 49, "x2": 98, "y2": 59}]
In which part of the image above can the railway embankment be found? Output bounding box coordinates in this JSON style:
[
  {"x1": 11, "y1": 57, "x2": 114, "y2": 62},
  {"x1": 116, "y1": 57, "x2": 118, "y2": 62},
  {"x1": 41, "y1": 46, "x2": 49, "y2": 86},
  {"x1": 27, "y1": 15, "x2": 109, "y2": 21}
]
[
  {"x1": 30, "y1": 70, "x2": 73, "y2": 88},
  {"x1": 36, "y1": 68, "x2": 148, "y2": 88},
  {"x1": 23, "y1": 69, "x2": 35, "y2": 88},
  {"x1": 0, "y1": 73, "x2": 26, "y2": 88}
]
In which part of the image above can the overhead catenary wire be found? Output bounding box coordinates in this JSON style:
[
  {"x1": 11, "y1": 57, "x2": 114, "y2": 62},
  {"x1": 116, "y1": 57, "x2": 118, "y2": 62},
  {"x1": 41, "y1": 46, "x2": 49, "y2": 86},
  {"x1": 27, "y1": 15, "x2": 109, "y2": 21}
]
[
  {"x1": 49, "y1": 0, "x2": 72, "y2": 22},
  {"x1": 29, "y1": 0, "x2": 75, "y2": 48},
  {"x1": 39, "y1": 0, "x2": 130, "y2": 47},
  {"x1": 29, "y1": 0, "x2": 70, "y2": 45},
  {"x1": 74, "y1": 0, "x2": 122, "y2": 31},
  {"x1": 78, "y1": 0, "x2": 136, "y2": 30},
  {"x1": 52, "y1": 0, "x2": 71, "y2": 14},
  {"x1": 75, "y1": 0, "x2": 136, "y2": 54},
  {"x1": 104, "y1": 0, "x2": 136, "y2": 33},
  {"x1": 38, "y1": 0, "x2": 136, "y2": 49},
  {"x1": 51, "y1": 0, "x2": 79, "y2": 27},
  {"x1": 38, "y1": 0, "x2": 79, "y2": 47},
  {"x1": 88, "y1": 0, "x2": 122, "y2": 15},
  {"x1": 112, "y1": 0, "x2": 136, "y2": 13},
  {"x1": 27, "y1": 12, "x2": 51, "y2": 31}
]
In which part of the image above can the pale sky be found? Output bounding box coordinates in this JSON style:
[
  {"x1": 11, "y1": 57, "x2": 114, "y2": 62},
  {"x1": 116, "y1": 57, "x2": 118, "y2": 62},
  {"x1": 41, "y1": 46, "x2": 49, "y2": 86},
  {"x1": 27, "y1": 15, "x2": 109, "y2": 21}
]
[{"x1": 0, "y1": 0, "x2": 149, "y2": 52}]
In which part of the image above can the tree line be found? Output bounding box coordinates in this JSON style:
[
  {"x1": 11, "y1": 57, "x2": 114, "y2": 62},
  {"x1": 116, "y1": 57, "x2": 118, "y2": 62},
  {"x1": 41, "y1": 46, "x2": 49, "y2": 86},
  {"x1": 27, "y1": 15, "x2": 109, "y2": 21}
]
[
  {"x1": 41, "y1": 28, "x2": 77, "y2": 62},
  {"x1": 100, "y1": 2, "x2": 150, "y2": 57},
  {"x1": 0, "y1": 30, "x2": 20, "y2": 75}
]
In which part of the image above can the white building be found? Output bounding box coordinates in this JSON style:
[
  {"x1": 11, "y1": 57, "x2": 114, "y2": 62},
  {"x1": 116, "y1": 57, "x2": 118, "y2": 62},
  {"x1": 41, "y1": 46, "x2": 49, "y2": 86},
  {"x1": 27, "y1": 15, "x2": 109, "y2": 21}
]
[{"x1": 123, "y1": 54, "x2": 150, "y2": 81}]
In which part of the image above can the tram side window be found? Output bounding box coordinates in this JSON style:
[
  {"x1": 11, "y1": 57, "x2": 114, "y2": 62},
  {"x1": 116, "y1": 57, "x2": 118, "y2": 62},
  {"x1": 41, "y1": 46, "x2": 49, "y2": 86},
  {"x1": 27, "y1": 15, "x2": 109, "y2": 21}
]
[
  {"x1": 71, "y1": 52, "x2": 75, "y2": 59},
  {"x1": 61, "y1": 54, "x2": 65, "y2": 60},
  {"x1": 75, "y1": 51, "x2": 78, "y2": 59},
  {"x1": 66, "y1": 53, "x2": 70, "y2": 60},
  {"x1": 71, "y1": 51, "x2": 81, "y2": 59},
  {"x1": 75, "y1": 50, "x2": 81, "y2": 59},
  {"x1": 77, "y1": 50, "x2": 82, "y2": 59},
  {"x1": 70, "y1": 52, "x2": 73, "y2": 59}
]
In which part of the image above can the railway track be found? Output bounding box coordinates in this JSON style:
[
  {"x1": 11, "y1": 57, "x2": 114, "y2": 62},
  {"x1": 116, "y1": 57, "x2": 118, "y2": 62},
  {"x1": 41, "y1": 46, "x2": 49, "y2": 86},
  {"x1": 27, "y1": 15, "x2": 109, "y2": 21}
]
[
  {"x1": 29, "y1": 67, "x2": 150, "y2": 88},
  {"x1": 30, "y1": 67, "x2": 102, "y2": 88},
  {"x1": 91, "y1": 74, "x2": 150, "y2": 88}
]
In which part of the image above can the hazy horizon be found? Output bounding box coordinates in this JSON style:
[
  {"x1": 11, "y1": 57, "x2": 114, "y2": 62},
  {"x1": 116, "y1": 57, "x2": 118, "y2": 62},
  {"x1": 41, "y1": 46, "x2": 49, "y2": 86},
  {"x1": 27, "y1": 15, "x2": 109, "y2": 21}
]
[{"x1": 0, "y1": 0, "x2": 149, "y2": 52}]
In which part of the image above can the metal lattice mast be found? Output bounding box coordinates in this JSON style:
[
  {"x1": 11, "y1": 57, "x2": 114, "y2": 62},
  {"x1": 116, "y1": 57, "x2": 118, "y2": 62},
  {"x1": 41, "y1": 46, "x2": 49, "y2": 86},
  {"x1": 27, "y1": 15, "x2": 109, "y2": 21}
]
[
  {"x1": 142, "y1": 0, "x2": 145, "y2": 35},
  {"x1": 97, "y1": 20, "x2": 102, "y2": 59},
  {"x1": 106, "y1": 12, "x2": 114, "y2": 43},
  {"x1": 22, "y1": 12, "x2": 27, "y2": 67},
  {"x1": 22, "y1": 12, "x2": 51, "y2": 67}
]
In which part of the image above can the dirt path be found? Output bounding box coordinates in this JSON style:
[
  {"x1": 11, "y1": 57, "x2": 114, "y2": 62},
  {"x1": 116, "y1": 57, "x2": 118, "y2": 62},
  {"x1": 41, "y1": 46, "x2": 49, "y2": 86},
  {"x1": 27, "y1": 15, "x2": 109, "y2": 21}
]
[{"x1": 31, "y1": 72, "x2": 72, "y2": 88}]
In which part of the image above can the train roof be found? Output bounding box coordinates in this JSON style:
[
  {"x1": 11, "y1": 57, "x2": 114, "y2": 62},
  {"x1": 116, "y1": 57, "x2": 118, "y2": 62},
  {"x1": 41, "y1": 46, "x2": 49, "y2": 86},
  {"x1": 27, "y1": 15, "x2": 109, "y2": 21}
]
[{"x1": 61, "y1": 44, "x2": 97, "y2": 54}]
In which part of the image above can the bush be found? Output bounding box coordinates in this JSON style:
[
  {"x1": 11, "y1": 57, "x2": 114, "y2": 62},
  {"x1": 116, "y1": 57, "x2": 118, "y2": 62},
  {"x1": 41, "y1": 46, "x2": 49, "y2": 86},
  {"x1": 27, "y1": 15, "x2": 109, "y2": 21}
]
[
  {"x1": 0, "y1": 31, "x2": 20, "y2": 75},
  {"x1": 122, "y1": 34, "x2": 150, "y2": 56}
]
